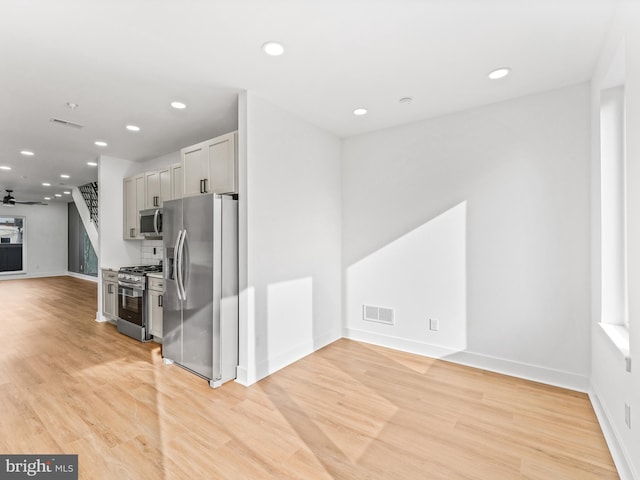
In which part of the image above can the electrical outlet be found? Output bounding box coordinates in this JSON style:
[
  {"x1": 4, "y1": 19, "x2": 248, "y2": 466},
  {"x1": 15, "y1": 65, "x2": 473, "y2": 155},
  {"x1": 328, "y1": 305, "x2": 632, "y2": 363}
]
[
  {"x1": 429, "y1": 318, "x2": 439, "y2": 331},
  {"x1": 625, "y1": 403, "x2": 631, "y2": 429}
]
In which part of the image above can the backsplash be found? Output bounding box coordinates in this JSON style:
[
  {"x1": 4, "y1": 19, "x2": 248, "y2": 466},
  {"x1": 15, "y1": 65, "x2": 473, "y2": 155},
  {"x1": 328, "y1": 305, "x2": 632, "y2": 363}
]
[{"x1": 141, "y1": 239, "x2": 163, "y2": 265}]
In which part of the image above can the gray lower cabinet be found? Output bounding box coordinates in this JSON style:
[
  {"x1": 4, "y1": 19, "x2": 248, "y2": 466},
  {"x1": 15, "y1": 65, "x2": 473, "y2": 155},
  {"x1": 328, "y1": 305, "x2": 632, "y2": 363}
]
[
  {"x1": 102, "y1": 270, "x2": 118, "y2": 320},
  {"x1": 147, "y1": 276, "x2": 164, "y2": 338}
]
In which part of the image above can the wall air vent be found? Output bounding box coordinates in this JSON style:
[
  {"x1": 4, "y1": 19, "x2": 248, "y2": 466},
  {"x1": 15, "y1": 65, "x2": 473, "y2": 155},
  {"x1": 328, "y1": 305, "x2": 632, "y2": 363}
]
[
  {"x1": 363, "y1": 304, "x2": 395, "y2": 325},
  {"x1": 50, "y1": 118, "x2": 84, "y2": 129}
]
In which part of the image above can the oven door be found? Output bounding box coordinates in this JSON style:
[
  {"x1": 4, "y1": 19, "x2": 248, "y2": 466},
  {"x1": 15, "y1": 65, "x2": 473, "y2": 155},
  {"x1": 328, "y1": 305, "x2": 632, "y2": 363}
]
[{"x1": 118, "y1": 285, "x2": 144, "y2": 326}]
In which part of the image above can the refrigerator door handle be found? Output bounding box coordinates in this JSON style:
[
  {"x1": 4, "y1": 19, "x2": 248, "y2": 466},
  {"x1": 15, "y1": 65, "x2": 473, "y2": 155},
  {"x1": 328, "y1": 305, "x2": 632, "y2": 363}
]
[
  {"x1": 174, "y1": 229, "x2": 183, "y2": 300},
  {"x1": 177, "y1": 230, "x2": 187, "y2": 300}
]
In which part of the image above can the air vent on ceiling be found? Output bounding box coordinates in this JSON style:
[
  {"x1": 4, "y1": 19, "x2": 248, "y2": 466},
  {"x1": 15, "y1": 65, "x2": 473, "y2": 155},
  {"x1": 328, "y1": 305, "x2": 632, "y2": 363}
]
[
  {"x1": 363, "y1": 304, "x2": 395, "y2": 325},
  {"x1": 50, "y1": 118, "x2": 84, "y2": 129}
]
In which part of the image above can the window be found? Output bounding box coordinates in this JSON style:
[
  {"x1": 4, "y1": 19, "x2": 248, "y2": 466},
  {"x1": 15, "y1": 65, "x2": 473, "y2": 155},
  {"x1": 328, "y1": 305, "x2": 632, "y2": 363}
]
[
  {"x1": 600, "y1": 85, "x2": 627, "y2": 328},
  {"x1": 0, "y1": 216, "x2": 26, "y2": 274}
]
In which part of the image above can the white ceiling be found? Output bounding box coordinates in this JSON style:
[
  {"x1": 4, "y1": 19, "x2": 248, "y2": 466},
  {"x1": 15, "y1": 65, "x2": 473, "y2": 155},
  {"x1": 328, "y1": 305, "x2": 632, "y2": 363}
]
[{"x1": 0, "y1": 0, "x2": 618, "y2": 203}]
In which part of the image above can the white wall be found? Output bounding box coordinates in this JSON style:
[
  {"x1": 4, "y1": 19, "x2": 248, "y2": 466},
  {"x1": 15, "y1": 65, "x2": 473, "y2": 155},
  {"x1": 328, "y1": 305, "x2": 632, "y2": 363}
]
[
  {"x1": 96, "y1": 155, "x2": 143, "y2": 320},
  {"x1": 237, "y1": 91, "x2": 342, "y2": 385},
  {"x1": 97, "y1": 155, "x2": 141, "y2": 270},
  {"x1": 590, "y1": 2, "x2": 640, "y2": 479},
  {"x1": 342, "y1": 83, "x2": 591, "y2": 390},
  {"x1": 0, "y1": 203, "x2": 68, "y2": 279},
  {"x1": 140, "y1": 150, "x2": 180, "y2": 172}
]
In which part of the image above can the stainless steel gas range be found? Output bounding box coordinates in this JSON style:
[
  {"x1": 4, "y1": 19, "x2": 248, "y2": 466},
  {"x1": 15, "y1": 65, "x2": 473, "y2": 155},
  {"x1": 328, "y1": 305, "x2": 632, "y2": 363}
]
[{"x1": 117, "y1": 265, "x2": 162, "y2": 341}]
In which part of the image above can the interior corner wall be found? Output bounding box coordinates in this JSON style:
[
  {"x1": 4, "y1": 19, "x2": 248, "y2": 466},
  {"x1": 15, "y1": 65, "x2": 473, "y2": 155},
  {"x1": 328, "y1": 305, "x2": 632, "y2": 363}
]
[
  {"x1": 238, "y1": 91, "x2": 342, "y2": 385},
  {"x1": 96, "y1": 155, "x2": 142, "y2": 320},
  {"x1": 0, "y1": 203, "x2": 68, "y2": 280},
  {"x1": 342, "y1": 83, "x2": 591, "y2": 391},
  {"x1": 590, "y1": 2, "x2": 640, "y2": 479}
]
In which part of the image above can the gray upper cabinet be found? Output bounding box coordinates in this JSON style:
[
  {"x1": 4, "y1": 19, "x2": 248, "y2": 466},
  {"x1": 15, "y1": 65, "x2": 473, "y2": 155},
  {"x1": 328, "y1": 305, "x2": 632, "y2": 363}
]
[
  {"x1": 123, "y1": 173, "x2": 144, "y2": 239},
  {"x1": 181, "y1": 131, "x2": 238, "y2": 198},
  {"x1": 209, "y1": 131, "x2": 237, "y2": 194},
  {"x1": 171, "y1": 162, "x2": 183, "y2": 199},
  {"x1": 145, "y1": 167, "x2": 171, "y2": 208},
  {"x1": 182, "y1": 142, "x2": 208, "y2": 198}
]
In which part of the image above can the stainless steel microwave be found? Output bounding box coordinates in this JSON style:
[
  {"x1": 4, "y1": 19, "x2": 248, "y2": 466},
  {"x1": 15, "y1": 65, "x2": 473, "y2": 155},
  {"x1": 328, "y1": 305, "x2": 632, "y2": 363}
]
[{"x1": 139, "y1": 208, "x2": 162, "y2": 237}]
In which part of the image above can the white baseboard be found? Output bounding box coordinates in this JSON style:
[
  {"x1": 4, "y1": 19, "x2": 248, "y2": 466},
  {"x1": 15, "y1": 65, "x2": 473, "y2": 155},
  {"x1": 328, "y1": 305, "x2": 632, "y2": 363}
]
[
  {"x1": 590, "y1": 384, "x2": 638, "y2": 480},
  {"x1": 0, "y1": 271, "x2": 68, "y2": 281},
  {"x1": 343, "y1": 327, "x2": 589, "y2": 392},
  {"x1": 67, "y1": 271, "x2": 99, "y2": 283}
]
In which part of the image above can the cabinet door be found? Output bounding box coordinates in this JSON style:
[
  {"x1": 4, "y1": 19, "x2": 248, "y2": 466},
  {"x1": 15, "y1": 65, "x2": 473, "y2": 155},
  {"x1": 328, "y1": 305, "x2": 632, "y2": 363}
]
[
  {"x1": 171, "y1": 163, "x2": 183, "y2": 199},
  {"x1": 102, "y1": 281, "x2": 117, "y2": 318},
  {"x1": 148, "y1": 290, "x2": 163, "y2": 338},
  {"x1": 159, "y1": 167, "x2": 171, "y2": 204},
  {"x1": 145, "y1": 171, "x2": 160, "y2": 208},
  {"x1": 123, "y1": 176, "x2": 136, "y2": 239},
  {"x1": 123, "y1": 174, "x2": 145, "y2": 239},
  {"x1": 182, "y1": 143, "x2": 208, "y2": 198},
  {"x1": 102, "y1": 281, "x2": 110, "y2": 317},
  {"x1": 209, "y1": 131, "x2": 238, "y2": 194},
  {"x1": 135, "y1": 174, "x2": 145, "y2": 237}
]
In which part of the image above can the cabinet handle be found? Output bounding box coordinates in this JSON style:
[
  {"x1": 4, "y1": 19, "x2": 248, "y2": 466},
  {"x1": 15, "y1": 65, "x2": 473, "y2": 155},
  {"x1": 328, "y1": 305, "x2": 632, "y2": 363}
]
[
  {"x1": 130, "y1": 228, "x2": 135, "y2": 237},
  {"x1": 108, "y1": 284, "x2": 112, "y2": 294},
  {"x1": 203, "y1": 178, "x2": 208, "y2": 193},
  {"x1": 154, "y1": 196, "x2": 159, "y2": 207},
  {"x1": 199, "y1": 179, "x2": 204, "y2": 194},
  {"x1": 158, "y1": 295, "x2": 163, "y2": 307}
]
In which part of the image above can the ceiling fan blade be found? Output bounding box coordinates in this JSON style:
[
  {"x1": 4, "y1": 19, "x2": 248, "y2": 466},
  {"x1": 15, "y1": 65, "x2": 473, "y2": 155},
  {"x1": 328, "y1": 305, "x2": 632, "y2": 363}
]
[{"x1": 2, "y1": 190, "x2": 47, "y2": 205}]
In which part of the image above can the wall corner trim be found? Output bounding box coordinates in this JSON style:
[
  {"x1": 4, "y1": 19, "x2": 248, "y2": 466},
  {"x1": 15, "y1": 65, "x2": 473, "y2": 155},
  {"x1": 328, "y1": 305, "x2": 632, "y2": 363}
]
[
  {"x1": 589, "y1": 385, "x2": 638, "y2": 480},
  {"x1": 252, "y1": 329, "x2": 342, "y2": 384},
  {"x1": 235, "y1": 366, "x2": 252, "y2": 386}
]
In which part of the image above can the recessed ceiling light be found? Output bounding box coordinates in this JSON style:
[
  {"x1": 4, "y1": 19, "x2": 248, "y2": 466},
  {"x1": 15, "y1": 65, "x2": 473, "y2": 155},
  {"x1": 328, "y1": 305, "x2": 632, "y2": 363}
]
[
  {"x1": 42, "y1": 182, "x2": 51, "y2": 187},
  {"x1": 20, "y1": 150, "x2": 34, "y2": 156},
  {"x1": 0, "y1": 166, "x2": 11, "y2": 171},
  {"x1": 87, "y1": 162, "x2": 98, "y2": 167},
  {"x1": 399, "y1": 97, "x2": 413, "y2": 104},
  {"x1": 488, "y1": 67, "x2": 511, "y2": 79},
  {"x1": 54, "y1": 194, "x2": 62, "y2": 198},
  {"x1": 60, "y1": 174, "x2": 70, "y2": 179},
  {"x1": 126, "y1": 125, "x2": 141, "y2": 132},
  {"x1": 262, "y1": 41, "x2": 284, "y2": 56},
  {"x1": 171, "y1": 101, "x2": 187, "y2": 109},
  {"x1": 66, "y1": 102, "x2": 79, "y2": 109},
  {"x1": 353, "y1": 108, "x2": 368, "y2": 116},
  {"x1": 94, "y1": 140, "x2": 108, "y2": 147},
  {"x1": 44, "y1": 197, "x2": 51, "y2": 201},
  {"x1": 63, "y1": 191, "x2": 71, "y2": 195}
]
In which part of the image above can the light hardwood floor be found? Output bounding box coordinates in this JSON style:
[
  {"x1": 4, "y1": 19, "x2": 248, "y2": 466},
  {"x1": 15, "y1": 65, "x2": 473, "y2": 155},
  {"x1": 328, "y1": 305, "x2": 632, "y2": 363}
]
[{"x1": 0, "y1": 276, "x2": 618, "y2": 479}]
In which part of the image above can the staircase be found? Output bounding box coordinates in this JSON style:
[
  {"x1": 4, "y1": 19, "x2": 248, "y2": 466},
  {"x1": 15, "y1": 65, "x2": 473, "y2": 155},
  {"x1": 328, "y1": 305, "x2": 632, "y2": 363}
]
[
  {"x1": 78, "y1": 182, "x2": 98, "y2": 227},
  {"x1": 73, "y1": 182, "x2": 99, "y2": 255}
]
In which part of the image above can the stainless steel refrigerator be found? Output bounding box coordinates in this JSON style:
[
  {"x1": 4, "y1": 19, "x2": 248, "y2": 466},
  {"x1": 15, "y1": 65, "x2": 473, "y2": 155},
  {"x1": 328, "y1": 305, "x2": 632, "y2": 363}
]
[{"x1": 162, "y1": 193, "x2": 238, "y2": 387}]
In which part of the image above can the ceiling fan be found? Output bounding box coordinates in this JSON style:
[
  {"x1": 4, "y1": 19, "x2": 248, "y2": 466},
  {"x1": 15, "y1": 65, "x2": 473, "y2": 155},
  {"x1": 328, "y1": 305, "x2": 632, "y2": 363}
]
[{"x1": 2, "y1": 189, "x2": 48, "y2": 206}]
